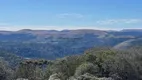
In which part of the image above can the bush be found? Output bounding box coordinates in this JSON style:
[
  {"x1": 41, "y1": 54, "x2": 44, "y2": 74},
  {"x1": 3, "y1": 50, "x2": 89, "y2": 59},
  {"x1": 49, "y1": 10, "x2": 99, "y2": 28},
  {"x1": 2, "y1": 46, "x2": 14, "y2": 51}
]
[
  {"x1": 75, "y1": 63, "x2": 99, "y2": 76},
  {"x1": 0, "y1": 58, "x2": 14, "y2": 80}
]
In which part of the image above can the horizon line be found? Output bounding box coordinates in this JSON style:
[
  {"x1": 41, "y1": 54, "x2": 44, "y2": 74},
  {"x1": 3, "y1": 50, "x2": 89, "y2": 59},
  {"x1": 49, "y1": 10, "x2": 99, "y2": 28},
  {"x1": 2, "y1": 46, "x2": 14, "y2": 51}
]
[{"x1": 0, "y1": 28, "x2": 142, "y2": 32}]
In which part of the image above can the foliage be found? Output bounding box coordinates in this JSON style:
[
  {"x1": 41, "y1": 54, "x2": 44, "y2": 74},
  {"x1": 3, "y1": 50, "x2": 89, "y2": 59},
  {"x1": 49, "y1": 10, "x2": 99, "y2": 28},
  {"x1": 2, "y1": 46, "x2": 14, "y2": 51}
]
[
  {"x1": 1, "y1": 47, "x2": 142, "y2": 80},
  {"x1": 0, "y1": 51, "x2": 23, "y2": 67},
  {"x1": 75, "y1": 63, "x2": 99, "y2": 76},
  {"x1": 0, "y1": 58, "x2": 14, "y2": 80}
]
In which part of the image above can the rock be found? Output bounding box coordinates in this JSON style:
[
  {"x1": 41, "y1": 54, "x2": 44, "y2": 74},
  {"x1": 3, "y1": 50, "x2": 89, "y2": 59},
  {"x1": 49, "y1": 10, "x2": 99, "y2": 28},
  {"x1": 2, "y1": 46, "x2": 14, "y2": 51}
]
[
  {"x1": 68, "y1": 73, "x2": 114, "y2": 80},
  {"x1": 68, "y1": 73, "x2": 98, "y2": 80},
  {"x1": 16, "y1": 78, "x2": 28, "y2": 80},
  {"x1": 48, "y1": 73, "x2": 61, "y2": 80}
]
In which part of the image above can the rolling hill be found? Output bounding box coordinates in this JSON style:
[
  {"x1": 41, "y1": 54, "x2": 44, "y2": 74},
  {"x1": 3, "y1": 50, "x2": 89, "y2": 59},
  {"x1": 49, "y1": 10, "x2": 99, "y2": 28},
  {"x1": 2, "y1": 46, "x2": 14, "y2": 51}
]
[{"x1": 0, "y1": 29, "x2": 142, "y2": 59}]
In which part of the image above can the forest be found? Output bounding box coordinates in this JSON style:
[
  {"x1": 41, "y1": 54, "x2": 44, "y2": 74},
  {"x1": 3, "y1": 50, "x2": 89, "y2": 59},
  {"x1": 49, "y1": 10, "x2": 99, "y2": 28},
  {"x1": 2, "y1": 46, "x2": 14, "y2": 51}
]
[{"x1": 0, "y1": 47, "x2": 142, "y2": 80}]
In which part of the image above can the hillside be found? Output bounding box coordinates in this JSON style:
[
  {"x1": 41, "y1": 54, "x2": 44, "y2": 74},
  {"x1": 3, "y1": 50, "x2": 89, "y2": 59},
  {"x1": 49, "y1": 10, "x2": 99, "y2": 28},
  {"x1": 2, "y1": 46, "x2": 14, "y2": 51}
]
[
  {"x1": 0, "y1": 29, "x2": 142, "y2": 59},
  {"x1": 0, "y1": 51, "x2": 23, "y2": 67},
  {"x1": 1, "y1": 47, "x2": 142, "y2": 80}
]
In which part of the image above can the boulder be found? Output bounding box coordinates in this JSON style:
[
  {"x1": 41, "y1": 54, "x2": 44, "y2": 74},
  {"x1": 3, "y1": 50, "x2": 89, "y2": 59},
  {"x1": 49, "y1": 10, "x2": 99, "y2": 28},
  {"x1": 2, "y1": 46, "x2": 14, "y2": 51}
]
[
  {"x1": 48, "y1": 73, "x2": 61, "y2": 80},
  {"x1": 16, "y1": 78, "x2": 28, "y2": 80},
  {"x1": 68, "y1": 73, "x2": 114, "y2": 80}
]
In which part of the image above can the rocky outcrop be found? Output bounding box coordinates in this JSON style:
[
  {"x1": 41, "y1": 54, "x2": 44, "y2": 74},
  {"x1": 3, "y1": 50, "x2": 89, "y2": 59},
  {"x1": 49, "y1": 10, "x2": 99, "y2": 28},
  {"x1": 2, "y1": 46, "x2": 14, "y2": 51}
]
[
  {"x1": 16, "y1": 78, "x2": 28, "y2": 80},
  {"x1": 68, "y1": 73, "x2": 114, "y2": 80},
  {"x1": 48, "y1": 73, "x2": 61, "y2": 80}
]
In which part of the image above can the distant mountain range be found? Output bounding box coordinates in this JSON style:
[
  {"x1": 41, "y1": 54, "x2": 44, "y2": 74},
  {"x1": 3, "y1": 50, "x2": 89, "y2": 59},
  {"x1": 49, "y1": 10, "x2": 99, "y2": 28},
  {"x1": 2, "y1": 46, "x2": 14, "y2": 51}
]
[{"x1": 0, "y1": 29, "x2": 142, "y2": 59}]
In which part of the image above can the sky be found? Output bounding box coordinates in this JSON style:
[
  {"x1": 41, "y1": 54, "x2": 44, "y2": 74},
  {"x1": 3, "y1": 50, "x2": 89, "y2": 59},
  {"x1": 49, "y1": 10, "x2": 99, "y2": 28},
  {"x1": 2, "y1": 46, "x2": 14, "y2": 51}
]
[{"x1": 0, "y1": 0, "x2": 142, "y2": 31}]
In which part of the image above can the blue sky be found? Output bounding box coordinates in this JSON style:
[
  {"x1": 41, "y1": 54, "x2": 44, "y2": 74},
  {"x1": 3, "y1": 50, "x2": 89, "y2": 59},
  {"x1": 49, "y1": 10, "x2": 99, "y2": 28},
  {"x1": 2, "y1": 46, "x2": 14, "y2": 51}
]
[{"x1": 0, "y1": 0, "x2": 142, "y2": 30}]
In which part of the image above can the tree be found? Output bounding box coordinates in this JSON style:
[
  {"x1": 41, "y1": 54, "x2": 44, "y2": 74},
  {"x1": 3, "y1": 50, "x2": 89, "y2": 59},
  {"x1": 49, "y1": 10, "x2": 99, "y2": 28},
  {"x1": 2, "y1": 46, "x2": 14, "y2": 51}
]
[
  {"x1": 75, "y1": 63, "x2": 99, "y2": 76},
  {"x1": 0, "y1": 58, "x2": 14, "y2": 80}
]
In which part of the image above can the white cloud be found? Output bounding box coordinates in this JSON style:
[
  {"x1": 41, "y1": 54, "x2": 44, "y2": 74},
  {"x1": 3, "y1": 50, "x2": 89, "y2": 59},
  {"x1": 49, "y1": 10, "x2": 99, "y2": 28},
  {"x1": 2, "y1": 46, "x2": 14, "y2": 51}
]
[
  {"x1": 2, "y1": 25, "x2": 142, "y2": 31},
  {"x1": 96, "y1": 19, "x2": 142, "y2": 25},
  {"x1": 57, "y1": 13, "x2": 84, "y2": 19},
  {"x1": 0, "y1": 25, "x2": 119, "y2": 31}
]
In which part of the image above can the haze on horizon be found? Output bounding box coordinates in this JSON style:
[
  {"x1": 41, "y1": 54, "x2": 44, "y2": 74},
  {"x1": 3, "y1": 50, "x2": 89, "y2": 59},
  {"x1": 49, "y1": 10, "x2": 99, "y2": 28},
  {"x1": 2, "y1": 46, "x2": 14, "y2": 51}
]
[{"x1": 0, "y1": 0, "x2": 142, "y2": 31}]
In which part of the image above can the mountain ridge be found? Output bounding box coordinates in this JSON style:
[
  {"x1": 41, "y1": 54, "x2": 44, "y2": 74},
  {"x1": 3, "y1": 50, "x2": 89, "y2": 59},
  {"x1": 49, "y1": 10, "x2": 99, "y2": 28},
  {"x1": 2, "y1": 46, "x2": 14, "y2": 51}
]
[{"x1": 0, "y1": 29, "x2": 142, "y2": 59}]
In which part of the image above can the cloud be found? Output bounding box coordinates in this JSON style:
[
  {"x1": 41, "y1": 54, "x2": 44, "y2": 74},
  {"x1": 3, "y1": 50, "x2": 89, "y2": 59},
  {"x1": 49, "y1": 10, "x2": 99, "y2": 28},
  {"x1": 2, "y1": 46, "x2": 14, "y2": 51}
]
[
  {"x1": 96, "y1": 19, "x2": 142, "y2": 25},
  {"x1": 0, "y1": 24, "x2": 119, "y2": 31},
  {"x1": 57, "y1": 13, "x2": 84, "y2": 19}
]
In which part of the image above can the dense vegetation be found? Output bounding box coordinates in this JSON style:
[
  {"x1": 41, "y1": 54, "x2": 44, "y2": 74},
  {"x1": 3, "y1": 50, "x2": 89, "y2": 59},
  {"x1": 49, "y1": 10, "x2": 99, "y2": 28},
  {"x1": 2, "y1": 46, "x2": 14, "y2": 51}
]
[
  {"x1": 1, "y1": 47, "x2": 142, "y2": 80},
  {"x1": 0, "y1": 29, "x2": 142, "y2": 59},
  {"x1": 0, "y1": 51, "x2": 23, "y2": 67},
  {"x1": 0, "y1": 29, "x2": 142, "y2": 80}
]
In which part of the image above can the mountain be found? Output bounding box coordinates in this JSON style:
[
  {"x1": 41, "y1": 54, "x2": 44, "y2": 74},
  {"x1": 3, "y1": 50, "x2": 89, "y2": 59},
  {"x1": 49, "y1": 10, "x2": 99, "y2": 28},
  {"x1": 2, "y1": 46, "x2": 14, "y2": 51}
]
[
  {"x1": 0, "y1": 29, "x2": 142, "y2": 59},
  {"x1": 114, "y1": 38, "x2": 142, "y2": 49}
]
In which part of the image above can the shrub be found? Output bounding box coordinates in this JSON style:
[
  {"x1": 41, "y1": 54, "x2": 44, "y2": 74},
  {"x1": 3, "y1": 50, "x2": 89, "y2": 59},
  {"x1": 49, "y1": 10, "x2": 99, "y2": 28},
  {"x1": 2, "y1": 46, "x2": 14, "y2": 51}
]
[{"x1": 75, "y1": 63, "x2": 99, "y2": 76}]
